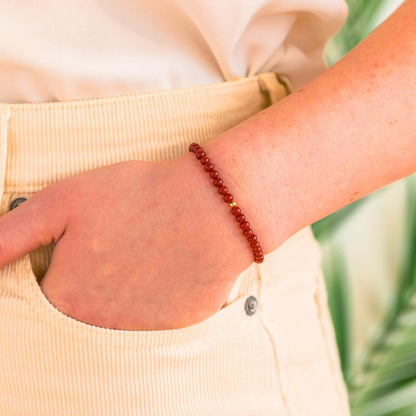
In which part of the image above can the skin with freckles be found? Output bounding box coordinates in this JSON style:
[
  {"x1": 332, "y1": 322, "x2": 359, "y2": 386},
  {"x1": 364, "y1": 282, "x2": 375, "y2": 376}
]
[{"x1": 1, "y1": 0, "x2": 416, "y2": 330}]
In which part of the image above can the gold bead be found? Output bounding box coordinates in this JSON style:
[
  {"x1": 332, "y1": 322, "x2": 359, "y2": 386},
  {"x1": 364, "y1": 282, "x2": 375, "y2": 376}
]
[{"x1": 230, "y1": 201, "x2": 237, "y2": 207}]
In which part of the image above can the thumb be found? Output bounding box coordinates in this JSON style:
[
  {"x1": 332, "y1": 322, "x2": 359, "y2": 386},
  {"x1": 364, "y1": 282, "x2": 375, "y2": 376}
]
[{"x1": 0, "y1": 189, "x2": 68, "y2": 269}]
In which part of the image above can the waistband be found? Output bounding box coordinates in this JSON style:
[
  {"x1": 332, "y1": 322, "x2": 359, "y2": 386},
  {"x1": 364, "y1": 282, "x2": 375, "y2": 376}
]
[{"x1": 0, "y1": 72, "x2": 287, "y2": 197}]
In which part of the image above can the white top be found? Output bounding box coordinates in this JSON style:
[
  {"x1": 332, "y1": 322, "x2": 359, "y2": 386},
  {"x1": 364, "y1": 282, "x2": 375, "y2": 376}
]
[{"x1": 0, "y1": 0, "x2": 348, "y2": 103}]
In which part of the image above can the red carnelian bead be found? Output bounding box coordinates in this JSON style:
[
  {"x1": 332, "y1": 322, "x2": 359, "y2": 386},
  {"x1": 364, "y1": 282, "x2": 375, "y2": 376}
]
[
  {"x1": 192, "y1": 146, "x2": 202, "y2": 154},
  {"x1": 204, "y1": 163, "x2": 214, "y2": 172},
  {"x1": 224, "y1": 194, "x2": 233, "y2": 203},
  {"x1": 189, "y1": 143, "x2": 199, "y2": 152},
  {"x1": 236, "y1": 214, "x2": 246, "y2": 223},
  {"x1": 247, "y1": 235, "x2": 257, "y2": 243},
  {"x1": 244, "y1": 228, "x2": 254, "y2": 237},
  {"x1": 210, "y1": 170, "x2": 219, "y2": 179},
  {"x1": 240, "y1": 221, "x2": 250, "y2": 230},
  {"x1": 251, "y1": 242, "x2": 260, "y2": 249},
  {"x1": 195, "y1": 150, "x2": 205, "y2": 159},
  {"x1": 254, "y1": 255, "x2": 264, "y2": 264},
  {"x1": 254, "y1": 250, "x2": 263, "y2": 257},
  {"x1": 253, "y1": 247, "x2": 263, "y2": 254},
  {"x1": 200, "y1": 156, "x2": 209, "y2": 165},
  {"x1": 213, "y1": 178, "x2": 223, "y2": 187},
  {"x1": 218, "y1": 185, "x2": 228, "y2": 195},
  {"x1": 231, "y1": 206, "x2": 241, "y2": 216}
]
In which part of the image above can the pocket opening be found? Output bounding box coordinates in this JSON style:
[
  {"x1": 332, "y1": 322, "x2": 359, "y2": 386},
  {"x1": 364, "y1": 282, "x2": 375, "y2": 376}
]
[{"x1": 13, "y1": 253, "x2": 261, "y2": 349}]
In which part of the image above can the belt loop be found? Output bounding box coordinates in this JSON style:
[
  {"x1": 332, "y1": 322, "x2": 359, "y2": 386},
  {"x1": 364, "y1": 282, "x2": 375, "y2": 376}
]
[
  {"x1": 0, "y1": 105, "x2": 11, "y2": 215},
  {"x1": 257, "y1": 72, "x2": 289, "y2": 105}
]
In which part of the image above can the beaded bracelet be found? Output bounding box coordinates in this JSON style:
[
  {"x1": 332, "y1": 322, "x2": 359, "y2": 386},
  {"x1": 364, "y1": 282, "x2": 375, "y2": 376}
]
[{"x1": 189, "y1": 143, "x2": 264, "y2": 264}]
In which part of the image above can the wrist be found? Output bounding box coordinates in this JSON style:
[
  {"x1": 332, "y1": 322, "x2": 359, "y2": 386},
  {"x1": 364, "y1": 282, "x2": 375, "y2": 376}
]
[
  {"x1": 163, "y1": 150, "x2": 256, "y2": 274},
  {"x1": 201, "y1": 129, "x2": 292, "y2": 256}
]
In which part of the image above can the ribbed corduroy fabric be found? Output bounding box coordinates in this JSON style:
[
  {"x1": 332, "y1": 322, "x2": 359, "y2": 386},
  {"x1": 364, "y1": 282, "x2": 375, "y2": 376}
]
[{"x1": 0, "y1": 73, "x2": 350, "y2": 415}]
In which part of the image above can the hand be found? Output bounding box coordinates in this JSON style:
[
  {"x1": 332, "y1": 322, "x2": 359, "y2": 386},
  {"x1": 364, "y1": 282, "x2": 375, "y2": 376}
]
[{"x1": 0, "y1": 154, "x2": 252, "y2": 330}]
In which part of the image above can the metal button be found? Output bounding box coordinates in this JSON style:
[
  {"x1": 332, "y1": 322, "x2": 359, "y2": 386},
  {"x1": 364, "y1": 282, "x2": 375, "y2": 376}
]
[
  {"x1": 10, "y1": 197, "x2": 27, "y2": 211},
  {"x1": 245, "y1": 296, "x2": 258, "y2": 316}
]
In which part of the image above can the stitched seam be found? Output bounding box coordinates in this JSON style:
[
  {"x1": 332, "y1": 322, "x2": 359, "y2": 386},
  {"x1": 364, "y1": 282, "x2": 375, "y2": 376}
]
[
  {"x1": 258, "y1": 265, "x2": 295, "y2": 416},
  {"x1": 4, "y1": 77, "x2": 264, "y2": 111},
  {"x1": 313, "y1": 273, "x2": 349, "y2": 416}
]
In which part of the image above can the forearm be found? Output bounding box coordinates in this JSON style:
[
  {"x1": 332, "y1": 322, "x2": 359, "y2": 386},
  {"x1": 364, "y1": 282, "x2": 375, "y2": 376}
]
[{"x1": 201, "y1": 0, "x2": 416, "y2": 257}]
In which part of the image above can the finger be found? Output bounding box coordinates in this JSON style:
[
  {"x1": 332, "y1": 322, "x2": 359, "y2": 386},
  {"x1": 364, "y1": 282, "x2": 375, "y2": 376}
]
[{"x1": 0, "y1": 188, "x2": 69, "y2": 269}]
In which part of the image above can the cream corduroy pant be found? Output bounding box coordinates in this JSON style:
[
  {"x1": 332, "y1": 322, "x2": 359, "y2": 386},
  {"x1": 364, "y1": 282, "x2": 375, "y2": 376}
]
[{"x1": 0, "y1": 73, "x2": 350, "y2": 416}]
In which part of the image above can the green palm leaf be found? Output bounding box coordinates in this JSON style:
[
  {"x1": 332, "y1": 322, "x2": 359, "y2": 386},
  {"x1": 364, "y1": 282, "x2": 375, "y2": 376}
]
[
  {"x1": 325, "y1": 0, "x2": 385, "y2": 66},
  {"x1": 347, "y1": 177, "x2": 416, "y2": 415},
  {"x1": 319, "y1": 236, "x2": 351, "y2": 377},
  {"x1": 312, "y1": 197, "x2": 368, "y2": 240}
]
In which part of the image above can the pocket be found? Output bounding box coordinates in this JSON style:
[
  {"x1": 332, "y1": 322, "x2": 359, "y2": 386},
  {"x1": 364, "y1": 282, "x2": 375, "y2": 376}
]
[
  {"x1": 16, "y1": 253, "x2": 260, "y2": 346},
  {"x1": 0, "y1": 253, "x2": 289, "y2": 415}
]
